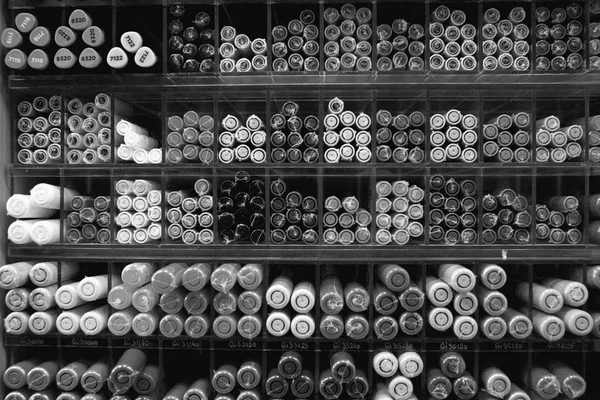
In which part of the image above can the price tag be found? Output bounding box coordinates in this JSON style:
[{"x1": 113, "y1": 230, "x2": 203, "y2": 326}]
[
  {"x1": 1, "y1": 28, "x2": 23, "y2": 49},
  {"x1": 29, "y1": 27, "x2": 51, "y2": 48},
  {"x1": 28, "y1": 49, "x2": 49, "y2": 71},
  {"x1": 15, "y1": 13, "x2": 38, "y2": 33},
  {"x1": 54, "y1": 26, "x2": 77, "y2": 47},
  {"x1": 5, "y1": 49, "x2": 27, "y2": 70},
  {"x1": 54, "y1": 48, "x2": 77, "y2": 69},
  {"x1": 79, "y1": 48, "x2": 102, "y2": 69}
]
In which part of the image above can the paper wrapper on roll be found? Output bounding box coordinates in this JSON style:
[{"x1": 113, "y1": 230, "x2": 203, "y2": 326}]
[
  {"x1": 28, "y1": 309, "x2": 58, "y2": 335},
  {"x1": 56, "y1": 360, "x2": 90, "y2": 391},
  {"x1": 211, "y1": 263, "x2": 241, "y2": 293},
  {"x1": 6, "y1": 195, "x2": 56, "y2": 219},
  {"x1": 30, "y1": 183, "x2": 80, "y2": 210}
]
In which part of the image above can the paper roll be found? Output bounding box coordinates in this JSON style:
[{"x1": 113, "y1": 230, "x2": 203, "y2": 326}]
[
  {"x1": 266, "y1": 311, "x2": 290, "y2": 336},
  {"x1": 320, "y1": 275, "x2": 344, "y2": 315},
  {"x1": 30, "y1": 184, "x2": 80, "y2": 210},
  {"x1": 184, "y1": 378, "x2": 210, "y2": 400},
  {"x1": 569, "y1": 265, "x2": 600, "y2": 289},
  {"x1": 6, "y1": 195, "x2": 56, "y2": 219},
  {"x1": 548, "y1": 362, "x2": 586, "y2": 399},
  {"x1": 345, "y1": 313, "x2": 369, "y2": 339},
  {"x1": 398, "y1": 282, "x2": 425, "y2": 312},
  {"x1": 26, "y1": 361, "x2": 58, "y2": 391},
  {"x1": 0, "y1": 262, "x2": 34, "y2": 289},
  {"x1": 387, "y1": 375, "x2": 413, "y2": 399},
  {"x1": 476, "y1": 286, "x2": 508, "y2": 316},
  {"x1": 428, "y1": 307, "x2": 453, "y2": 331},
  {"x1": 5, "y1": 287, "x2": 31, "y2": 312},
  {"x1": 541, "y1": 278, "x2": 588, "y2": 308},
  {"x1": 237, "y1": 264, "x2": 263, "y2": 290},
  {"x1": 238, "y1": 290, "x2": 262, "y2": 315},
  {"x1": 121, "y1": 263, "x2": 157, "y2": 288},
  {"x1": 320, "y1": 314, "x2": 344, "y2": 339},
  {"x1": 211, "y1": 264, "x2": 241, "y2": 293},
  {"x1": 5, "y1": 311, "x2": 30, "y2": 334},
  {"x1": 423, "y1": 277, "x2": 453, "y2": 307},
  {"x1": 478, "y1": 264, "x2": 507, "y2": 290},
  {"x1": 56, "y1": 281, "x2": 87, "y2": 309},
  {"x1": 454, "y1": 315, "x2": 479, "y2": 340},
  {"x1": 527, "y1": 367, "x2": 560, "y2": 399},
  {"x1": 132, "y1": 310, "x2": 161, "y2": 336},
  {"x1": 80, "y1": 305, "x2": 109, "y2": 335},
  {"x1": 330, "y1": 352, "x2": 355, "y2": 383},
  {"x1": 373, "y1": 284, "x2": 398, "y2": 315},
  {"x1": 344, "y1": 282, "x2": 369, "y2": 312},
  {"x1": 30, "y1": 220, "x2": 61, "y2": 245},
  {"x1": 398, "y1": 351, "x2": 423, "y2": 378},
  {"x1": 160, "y1": 287, "x2": 186, "y2": 314},
  {"x1": 439, "y1": 351, "x2": 466, "y2": 378},
  {"x1": 528, "y1": 308, "x2": 565, "y2": 341},
  {"x1": 81, "y1": 361, "x2": 109, "y2": 393},
  {"x1": 555, "y1": 306, "x2": 593, "y2": 336},
  {"x1": 78, "y1": 274, "x2": 121, "y2": 301},
  {"x1": 378, "y1": 264, "x2": 410, "y2": 292},
  {"x1": 56, "y1": 303, "x2": 96, "y2": 335},
  {"x1": 108, "y1": 307, "x2": 136, "y2": 336},
  {"x1": 373, "y1": 351, "x2": 398, "y2": 378},
  {"x1": 291, "y1": 314, "x2": 315, "y2": 339},
  {"x1": 110, "y1": 349, "x2": 147, "y2": 394},
  {"x1": 108, "y1": 284, "x2": 136, "y2": 310},
  {"x1": 267, "y1": 276, "x2": 293, "y2": 309},
  {"x1": 480, "y1": 315, "x2": 507, "y2": 340},
  {"x1": 481, "y1": 366, "x2": 511, "y2": 398},
  {"x1": 29, "y1": 284, "x2": 59, "y2": 311},
  {"x1": 182, "y1": 263, "x2": 211, "y2": 291},
  {"x1": 30, "y1": 261, "x2": 79, "y2": 287},
  {"x1": 453, "y1": 292, "x2": 478, "y2": 316},
  {"x1": 213, "y1": 365, "x2": 237, "y2": 394}
]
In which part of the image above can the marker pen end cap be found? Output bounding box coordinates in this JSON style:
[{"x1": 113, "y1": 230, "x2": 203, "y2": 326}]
[
  {"x1": 69, "y1": 9, "x2": 92, "y2": 31},
  {"x1": 107, "y1": 47, "x2": 129, "y2": 69},
  {"x1": 54, "y1": 26, "x2": 76, "y2": 47},
  {"x1": 29, "y1": 27, "x2": 51, "y2": 47},
  {"x1": 120, "y1": 31, "x2": 143, "y2": 53},
  {"x1": 15, "y1": 13, "x2": 38, "y2": 33},
  {"x1": 79, "y1": 48, "x2": 102, "y2": 69},
  {"x1": 5, "y1": 49, "x2": 28, "y2": 70},
  {"x1": 82, "y1": 26, "x2": 105, "y2": 47},
  {"x1": 2, "y1": 28, "x2": 23, "y2": 49}
]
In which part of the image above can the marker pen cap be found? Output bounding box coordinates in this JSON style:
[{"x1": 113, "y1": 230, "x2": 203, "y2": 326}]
[
  {"x1": 266, "y1": 276, "x2": 293, "y2": 309},
  {"x1": 373, "y1": 351, "x2": 398, "y2": 378},
  {"x1": 398, "y1": 351, "x2": 423, "y2": 378},
  {"x1": 345, "y1": 313, "x2": 369, "y2": 339},
  {"x1": 476, "y1": 287, "x2": 508, "y2": 316},
  {"x1": 453, "y1": 372, "x2": 478, "y2": 400},
  {"x1": 541, "y1": 278, "x2": 588, "y2": 308},
  {"x1": 330, "y1": 351, "x2": 356, "y2": 383},
  {"x1": 238, "y1": 290, "x2": 262, "y2": 315},
  {"x1": 291, "y1": 370, "x2": 315, "y2": 399},
  {"x1": 320, "y1": 314, "x2": 344, "y2": 339},
  {"x1": 291, "y1": 314, "x2": 315, "y2": 339},
  {"x1": 108, "y1": 308, "x2": 136, "y2": 336},
  {"x1": 423, "y1": 277, "x2": 452, "y2": 307},
  {"x1": 427, "y1": 368, "x2": 451, "y2": 399},
  {"x1": 211, "y1": 263, "x2": 241, "y2": 293},
  {"x1": 212, "y1": 365, "x2": 237, "y2": 394},
  {"x1": 238, "y1": 264, "x2": 264, "y2": 291},
  {"x1": 454, "y1": 315, "x2": 478, "y2": 340},
  {"x1": 374, "y1": 315, "x2": 398, "y2": 340},
  {"x1": 480, "y1": 316, "x2": 507, "y2": 340},
  {"x1": 378, "y1": 264, "x2": 410, "y2": 292},
  {"x1": 373, "y1": 284, "x2": 398, "y2": 315},
  {"x1": 132, "y1": 310, "x2": 160, "y2": 336},
  {"x1": 440, "y1": 351, "x2": 466, "y2": 378},
  {"x1": 527, "y1": 308, "x2": 565, "y2": 342},
  {"x1": 453, "y1": 292, "x2": 478, "y2": 316},
  {"x1": 555, "y1": 306, "x2": 593, "y2": 336},
  {"x1": 266, "y1": 369, "x2": 288, "y2": 398},
  {"x1": 15, "y1": 13, "x2": 38, "y2": 33},
  {"x1": 548, "y1": 362, "x2": 586, "y2": 399},
  {"x1": 4, "y1": 359, "x2": 38, "y2": 389},
  {"x1": 481, "y1": 366, "x2": 511, "y2": 399},
  {"x1": 345, "y1": 282, "x2": 369, "y2": 313},
  {"x1": 438, "y1": 264, "x2": 476, "y2": 293},
  {"x1": 478, "y1": 264, "x2": 507, "y2": 290},
  {"x1": 501, "y1": 307, "x2": 532, "y2": 339},
  {"x1": 213, "y1": 314, "x2": 238, "y2": 339},
  {"x1": 184, "y1": 314, "x2": 210, "y2": 338},
  {"x1": 238, "y1": 314, "x2": 262, "y2": 340},
  {"x1": 399, "y1": 312, "x2": 423, "y2": 336},
  {"x1": 516, "y1": 282, "x2": 564, "y2": 314},
  {"x1": 399, "y1": 282, "x2": 425, "y2": 311}
]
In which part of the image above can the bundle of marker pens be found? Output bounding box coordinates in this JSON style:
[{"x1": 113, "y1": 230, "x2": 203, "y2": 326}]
[
  {"x1": 16, "y1": 95, "x2": 62, "y2": 164},
  {"x1": 272, "y1": 9, "x2": 319, "y2": 72},
  {"x1": 482, "y1": 7, "x2": 531, "y2": 71},
  {"x1": 483, "y1": 112, "x2": 532, "y2": 163},
  {"x1": 482, "y1": 188, "x2": 532, "y2": 244},
  {"x1": 428, "y1": 5, "x2": 477, "y2": 71},
  {"x1": 377, "y1": 18, "x2": 425, "y2": 71}
]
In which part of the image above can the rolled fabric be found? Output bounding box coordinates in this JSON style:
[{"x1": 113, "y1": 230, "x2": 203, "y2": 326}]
[
  {"x1": 30, "y1": 183, "x2": 80, "y2": 210},
  {"x1": 0, "y1": 262, "x2": 34, "y2": 289},
  {"x1": 80, "y1": 304, "x2": 109, "y2": 335},
  {"x1": 30, "y1": 220, "x2": 61, "y2": 245},
  {"x1": 30, "y1": 261, "x2": 79, "y2": 287},
  {"x1": 108, "y1": 284, "x2": 136, "y2": 310},
  {"x1": 77, "y1": 274, "x2": 121, "y2": 301},
  {"x1": 56, "y1": 281, "x2": 87, "y2": 309},
  {"x1": 109, "y1": 349, "x2": 148, "y2": 394},
  {"x1": 108, "y1": 307, "x2": 136, "y2": 336},
  {"x1": 56, "y1": 303, "x2": 97, "y2": 335},
  {"x1": 8, "y1": 220, "x2": 39, "y2": 244},
  {"x1": 6, "y1": 195, "x2": 56, "y2": 219}
]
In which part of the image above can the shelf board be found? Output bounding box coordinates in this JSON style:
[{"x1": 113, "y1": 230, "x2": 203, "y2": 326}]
[
  {"x1": 9, "y1": 72, "x2": 600, "y2": 91},
  {"x1": 8, "y1": 244, "x2": 600, "y2": 262}
]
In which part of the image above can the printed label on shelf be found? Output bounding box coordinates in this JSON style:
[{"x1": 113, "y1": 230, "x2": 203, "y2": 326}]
[
  {"x1": 113, "y1": 337, "x2": 158, "y2": 349},
  {"x1": 65, "y1": 337, "x2": 109, "y2": 348},
  {"x1": 169, "y1": 338, "x2": 204, "y2": 350},
  {"x1": 270, "y1": 340, "x2": 314, "y2": 351},
  {"x1": 482, "y1": 341, "x2": 527, "y2": 352},
  {"x1": 224, "y1": 340, "x2": 259, "y2": 349},
  {"x1": 535, "y1": 340, "x2": 586, "y2": 352},
  {"x1": 324, "y1": 340, "x2": 363, "y2": 351},
  {"x1": 383, "y1": 341, "x2": 416, "y2": 351},
  {"x1": 434, "y1": 341, "x2": 471, "y2": 352},
  {"x1": 6, "y1": 335, "x2": 55, "y2": 347}
]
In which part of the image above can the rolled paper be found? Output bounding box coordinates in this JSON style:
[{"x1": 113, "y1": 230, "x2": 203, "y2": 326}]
[
  {"x1": 387, "y1": 375, "x2": 413, "y2": 400},
  {"x1": 121, "y1": 263, "x2": 157, "y2": 288},
  {"x1": 211, "y1": 263, "x2": 241, "y2": 293},
  {"x1": 266, "y1": 311, "x2": 290, "y2": 337},
  {"x1": 108, "y1": 284, "x2": 136, "y2": 310},
  {"x1": 151, "y1": 263, "x2": 186, "y2": 294},
  {"x1": 438, "y1": 264, "x2": 476, "y2": 293},
  {"x1": 570, "y1": 266, "x2": 600, "y2": 288},
  {"x1": 453, "y1": 292, "x2": 478, "y2": 316},
  {"x1": 29, "y1": 284, "x2": 59, "y2": 311},
  {"x1": 476, "y1": 286, "x2": 508, "y2": 316},
  {"x1": 8, "y1": 220, "x2": 38, "y2": 244},
  {"x1": 184, "y1": 289, "x2": 210, "y2": 315},
  {"x1": 480, "y1": 316, "x2": 507, "y2": 340},
  {"x1": 30, "y1": 184, "x2": 80, "y2": 210},
  {"x1": 55, "y1": 281, "x2": 88, "y2": 310},
  {"x1": 238, "y1": 315, "x2": 261, "y2": 339},
  {"x1": 57, "y1": 361, "x2": 89, "y2": 391},
  {"x1": 266, "y1": 275, "x2": 293, "y2": 309},
  {"x1": 541, "y1": 278, "x2": 588, "y2": 308},
  {"x1": 31, "y1": 261, "x2": 78, "y2": 287},
  {"x1": 120, "y1": 31, "x2": 143, "y2": 53},
  {"x1": 132, "y1": 310, "x2": 161, "y2": 336},
  {"x1": 528, "y1": 308, "x2": 565, "y2": 341},
  {"x1": 422, "y1": 277, "x2": 452, "y2": 307},
  {"x1": 501, "y1": 307, "x2": 533, "y2": 339},
  {"x1": 184, "y1": 378, "x2": 210, "y2": 400},
  {"x1": 555, "y1": 306, "x2": 593, "y2": 336},
  {"x1": 278, "y1": 351, "x2": 302, "y2": 380},
  {"x1": 440, "y1": 351, "x2": 466, "y2": 378},
  {"x1": 110, "y1": 349, "x2": 147, "y2": 394},
  {"x1": 345, "y1": 313, "x2": 369, "y2": 339},
  {"x1": 81, "y1": 394, "x2": 105, "y2": 400},
  {"x1": 132, "y1": 283, "x2": 160, "y2": 312},
  {"x1": 238, "y1": 290, "x2": 262, "y2": 315},
  {"x1": 159, "y1": 313, "x2": 185, "y2": 337},
  {"x1": 30, "y1": 220, "x2": 61, "y2": 245},
  {"x1": 78, "y1": 274, "x2": 120, "y2": 302},
  {"x1": 6, "y1": 287, "x2": 31, "y2": 312},
  {"x1": 81, "y1": 361, "x2": 109, "y2": 393},
  {"x1": 378, "y1": 264, "x2": 410, "y2": 292},
  {"x1": 397, "y1": 351, "x2": 423, "y2": 379},
  {"x1": 5, "y1": 311, "x2": 30, "y2": 334},
  {"x1": 213, "y1": 365, "x2": 237, "y2": 394},
  {"x1": 237, "y1": 264, "x2": 263, "y2": 291},
  {"x1": 0, "y1": 262, "x2": 34, "y2": 289},
  {"x1": 26, "y1": 361, "x2": 58, "y2": 391},
  {"x1": 80, "y1": 305, "x2": 109, "y2": 335},
  {"x1": 330, "y1": 352, "x2": 355, "y2": 384},
  {"x1": 373, "y1": 284, "x2": 398, "y2": 315},
  {"x1": 182, "y1": 263, "x2": 211, "y2": 291},
  {"x1": 28, "y1": 309, "x2": 56, "y2": 334},
  {"x1": 108, "y1": 307, "x2": 136, "y2": 336},
  {"x1": 527, "y1": 367, "x2": 560, "y2": 399},
  {"x1": 516, "y1": 282, "x2": 564, "y2": 314},
  {"x1": 506, "y1": 383, "x2": 529, "y2": 400},
  {"x1": 4, "y1": 359, "x2": 40, "y2": 390},
  {"x1": 428, "y1": 307, "x2": 453, "y2": 332},
  {"x1": 214, "y1": 289, "x2": 239, "y2": 315},
  {"x1": 320, "y1": 275, "x2": 344, "y2": 315},
  {"x1": 478, "y1": 264, "x2": 507, "y2": 290},
  {"x1": 6, "y1": 195, "x2": 56, "y2": 219}
]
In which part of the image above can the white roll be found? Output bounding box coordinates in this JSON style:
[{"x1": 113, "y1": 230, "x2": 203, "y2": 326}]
[
  {"x1": 116, "y1": 118, "x2": 149, "y2": 136},
  {"x1": 55, "y1": 281, "x2": 87, "y2": 309},
  {"x1": 77, "y1": 274, "x2": 121, "y2": 301},
  {"x1": 398, "y1": 351, "x2": 423, "y2": 378},
  {"x1": 266, "y1": 311, "x2": 291, "y2": 336},
  {"x1": 438, "y1": 264, "x2": 476, "y2": 293},
  {"x1": 8, "y1": 219, "x2": 39, "y2": 244},
  {"x1": 30, "y1": 261, "x2": 79, "y2": 287},
  {"x1": 0, "y1": 262, "x2": 34, "y2": 289},
  {"x1": 6, "y1": 194, "x2": 56, "y2": 219},
  {"x1": 108, "y1": 284, "x2": 136, "y2": 310},
  {"x1": 121, "y1": 262, "x2": 157, "y2": 288},
  {"x1": 29, "y1": 220, "x2": 61, "y2": 245},
  {"x1": 80, "y1": 305, "x2": 109, "y2": 335},
  {"x1": 291, "y1": 314, "x2": 315, "y2": 339},
  {"x1": 266, "y1": 276, "x2": 294, "y2": 309},
  {"x1": 30, "y1": 183, "x2": 80, "y2": 210},
  {"x1": 56, "y1": 303, "x2": 97, "y2": 335},
  {"x1": 373, "y1": 351, "x2": 398, "y2": 378},
  {"x1": 291, "y1": 282, "x2": 316, "y2": 313},
  {"x1": 541, "y1": 278, "x2": 589, "y2": 308},
  {"x1": 29, "y1": 284, "x2": 59, "y2": 311}
]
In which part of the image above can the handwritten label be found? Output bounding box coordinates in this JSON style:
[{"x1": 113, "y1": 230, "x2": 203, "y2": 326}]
[
  {"x1": 439, "y1": 342, "x2": 469, "y2": 351},
  {"x1": 494, "y1": 341, "x2": 524, "y2": 351},
  {"x1": 333, "y1": 341, "x2": 361, "y2": 351},
  {"x1": 547, "y1": 341, "x2": 576, "y2": 351},
  {"x1": 123, "y1": 338, "x2": 151, "y2": 348},
  {"x1": 70, "y1": 338, "x2": 99, "y2": 347},
  {"x1": 228, "y1": 340, "x2": 257, "y2": 349},
  {"x1": 171, "y1": 339, "x2": 202, "y2": 349},
  {"x1": 280, "y1": 341, "x2": 309, "y2": 350},
  {"x1": 384, "y1": 342, "x2": 414, "y2": 351},
  {"x1": 19, "y1": 337, "x2": 44, "y2": 346}
]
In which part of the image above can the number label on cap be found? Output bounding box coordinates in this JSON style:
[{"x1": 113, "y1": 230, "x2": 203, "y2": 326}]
[
  {"x1": 55, "y1": 27, "x2": 76, "y2": 47},
  {"x1": 15, "y1": 13, "x2": 37, "y2": 33},
  {"x1": 69, "y1": 10, "x2": 92, "y2": 31},
  {"x1": 79, "y1": 48, "x2": 102, "y2": 68},
  {"x1": 120, "y1": 31, "x2": 143, "y2": 53},
  {"x1": 107, "y1": 47, "x2": 128, "y2": 69},
  {"x1": 30, "y1": 27, "x2": 50, "y2": 47},
  {"x1": 5, "y1": 49, "x2": 27, "y2": 70},
  {"x1": 2, "y1": 28, "x2": 23, "y2": 49},
  {"x1": 54, "y1": 49, "x2": 77, "y2": 69},
  {"x1": 135, "y1": 46, "x2": 157, "y2": 67},
  {"x1": 27, "y1": 49, "x2": 49, "y2": 70}
]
